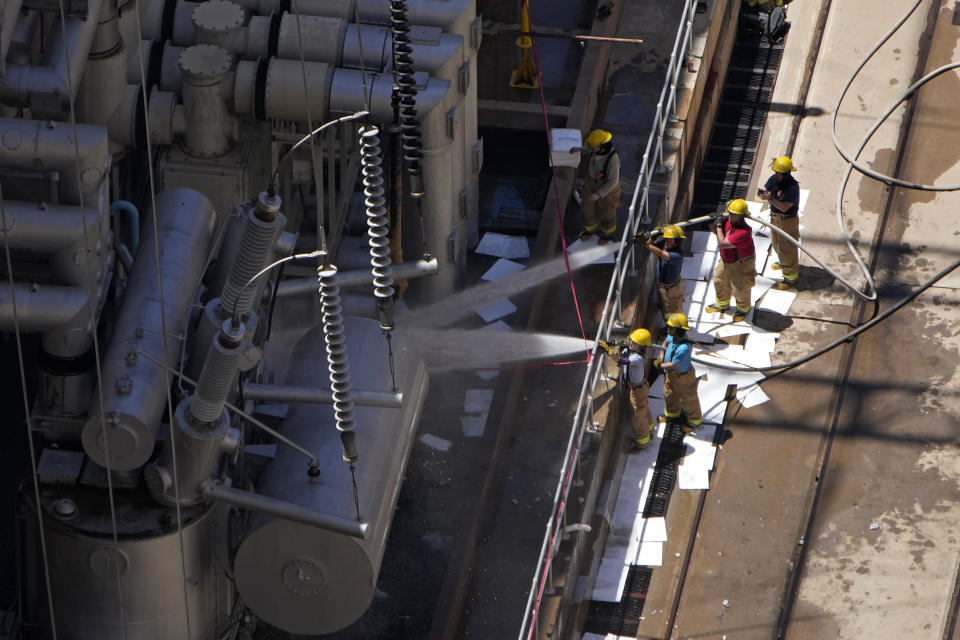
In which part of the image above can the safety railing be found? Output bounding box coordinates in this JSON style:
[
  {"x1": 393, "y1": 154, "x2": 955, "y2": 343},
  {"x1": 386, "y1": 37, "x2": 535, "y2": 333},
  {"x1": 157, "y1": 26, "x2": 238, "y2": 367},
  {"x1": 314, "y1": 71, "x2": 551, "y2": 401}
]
[{"x1": 517, "y1": 1, "x2": 700, "y2": 638}]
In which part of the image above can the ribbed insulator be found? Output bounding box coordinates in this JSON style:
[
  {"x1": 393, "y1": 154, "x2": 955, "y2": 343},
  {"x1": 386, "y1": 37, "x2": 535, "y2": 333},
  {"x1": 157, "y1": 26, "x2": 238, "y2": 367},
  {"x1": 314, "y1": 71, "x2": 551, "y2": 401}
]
[
  {"x1": 318, "y1": 267, "x2": 355, "y2": 435},
  {"x1": 390, "y1": 0, "x2": 424, "y2": 195},
  {"x1": 191, "y1": 321, "x2": 244, "y2": 424},
  {"x1": 220, "y1": 196, "x2": 282, "y2": 318},
  {"x1": 359, "y1": 126, "x2": 395, "y2": 303}
]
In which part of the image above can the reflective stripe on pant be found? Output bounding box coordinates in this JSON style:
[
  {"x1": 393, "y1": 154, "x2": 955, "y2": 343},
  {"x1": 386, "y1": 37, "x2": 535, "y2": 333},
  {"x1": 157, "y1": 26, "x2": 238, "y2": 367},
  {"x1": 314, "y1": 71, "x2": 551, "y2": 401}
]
[
  {"x1": 664, "y1": 368, "x2": 702, "y2": 423},
  {"x1": 713, "y1": 255, "x2": 756, "y2": 312},
  {"x1": 582, "y1": 181, "x2": 621, "y2": 234},
  {"x1": 771, "y1": 212, "x2": 800, "y2": 278},
  {"x1": 658, "y1": 281, "x2": 684, "y2": 317},
  {"x1": 628, "y1": 380, "x2": 654, "y2": 442}
]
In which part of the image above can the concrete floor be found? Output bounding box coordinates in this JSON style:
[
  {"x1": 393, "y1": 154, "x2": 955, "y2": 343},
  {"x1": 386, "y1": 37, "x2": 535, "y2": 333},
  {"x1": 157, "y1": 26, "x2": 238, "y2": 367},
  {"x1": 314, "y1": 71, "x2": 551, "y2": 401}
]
[{"x1": 644, "y1": 0, "x2": 960, "y2": 638}]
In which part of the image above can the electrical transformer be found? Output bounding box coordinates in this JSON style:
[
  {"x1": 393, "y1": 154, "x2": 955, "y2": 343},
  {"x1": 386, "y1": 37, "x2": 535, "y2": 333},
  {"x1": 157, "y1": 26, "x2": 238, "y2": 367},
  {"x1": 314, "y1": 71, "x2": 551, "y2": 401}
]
[{"x1": 0, "y1": 0, "x2": 477, "y2": 636}]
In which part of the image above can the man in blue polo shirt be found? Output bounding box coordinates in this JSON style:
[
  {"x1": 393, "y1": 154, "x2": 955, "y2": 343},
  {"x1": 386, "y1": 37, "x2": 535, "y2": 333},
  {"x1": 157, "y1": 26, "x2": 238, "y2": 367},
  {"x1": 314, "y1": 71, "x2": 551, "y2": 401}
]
[{"x1": 658, "y1": 313, "x2": 702, "y2": 432}]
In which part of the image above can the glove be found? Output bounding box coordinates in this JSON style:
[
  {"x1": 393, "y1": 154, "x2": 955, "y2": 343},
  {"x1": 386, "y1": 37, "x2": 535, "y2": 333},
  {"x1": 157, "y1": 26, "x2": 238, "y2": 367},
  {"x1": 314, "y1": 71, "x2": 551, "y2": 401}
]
[
  {"x1": 597, "y1": 339, "x2": 615, "y2": 356},
  {"x1": 652, "y1": 358, "x2": 662, "y2": 368},
  {"x1": 710, "y1": 210, "x2": 725, "y2": 225},
  {"x1": 632, "y1": 230, "x2": 651, "y2": 245}
]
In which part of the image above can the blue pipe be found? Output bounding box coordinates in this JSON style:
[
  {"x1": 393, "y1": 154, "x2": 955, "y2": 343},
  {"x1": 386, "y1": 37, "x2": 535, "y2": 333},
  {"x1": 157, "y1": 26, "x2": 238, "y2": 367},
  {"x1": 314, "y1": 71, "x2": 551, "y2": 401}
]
[{"x1": 110, "y1": 200, "x2": 140, "y2": 253}]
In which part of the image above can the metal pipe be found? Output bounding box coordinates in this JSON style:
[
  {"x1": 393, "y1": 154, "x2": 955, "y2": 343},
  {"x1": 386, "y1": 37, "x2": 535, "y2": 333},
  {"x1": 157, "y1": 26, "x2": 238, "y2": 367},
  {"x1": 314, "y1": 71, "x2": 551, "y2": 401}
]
[
  {"x1": 276, "y1": 257, "x2": 438, "y2": 296},
  {"x1": 0, "y1": 201, "x2": 101, "y2": 251},
  {"x1": 201, "y1": 480, "x2": 369, "y2": 539},
  {"x1": 0, "y1": 0, "x2": 27, "y2": 64},
  {"x1": 81, "y1": 188, "x2": 217, "y2": 471},
  {"x1": 8, "y1": 11, "x2": 40, "y2": 66},
  {"x1": 0, "y1": 283, "x2": 89, "y2": 332},
  {"x1": 179, "y1": 44, "x2": 236, "y2": 157},
  {"x1": 0, "y1": 118, "x2": 108, "y2": 206},
  {"x1": 109, "y1": 200, "x2": 140, "y2": 251},
  {"x1": 268, "y1": 0, "x2": 474, "y2": 30},
  {"x1": 0, "y1": 0, "x2": 105, "y2": 110},
  {"x1": 242, "y1": 383, "x2": 403, "y2": 408},
  {"x1": 180, "y1": 4, "x2": 458, "y2": 73}
]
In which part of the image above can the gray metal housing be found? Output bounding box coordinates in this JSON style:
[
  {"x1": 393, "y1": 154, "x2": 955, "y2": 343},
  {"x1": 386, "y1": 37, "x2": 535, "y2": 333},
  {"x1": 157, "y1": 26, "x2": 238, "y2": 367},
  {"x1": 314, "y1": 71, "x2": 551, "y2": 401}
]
[{"x1": 234, "y1": 318, "x2": 429, "y2": 635}]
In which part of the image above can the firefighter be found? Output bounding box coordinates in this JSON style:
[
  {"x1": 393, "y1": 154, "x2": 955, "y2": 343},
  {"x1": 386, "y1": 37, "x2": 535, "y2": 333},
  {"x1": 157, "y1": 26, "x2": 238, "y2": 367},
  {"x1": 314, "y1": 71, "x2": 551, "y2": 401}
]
[
  {"x1": 758, "y1": 155, "x2": 801, "y2": 290},
  {"x1": 658, "y1": 313, "x2": 702, "y2": 432},
  {"x1": 644, "y1": 224, "x2": 685, "y2": 318},
  {"x1": 599, "y1": 329, "x2": 656, "y2": 450},
  {"x1": 571, "y1": 129, "x2": 621, "y2": 242},
  {"x1": 706, "y1": 199, "x2": 756, "y2": 323}
]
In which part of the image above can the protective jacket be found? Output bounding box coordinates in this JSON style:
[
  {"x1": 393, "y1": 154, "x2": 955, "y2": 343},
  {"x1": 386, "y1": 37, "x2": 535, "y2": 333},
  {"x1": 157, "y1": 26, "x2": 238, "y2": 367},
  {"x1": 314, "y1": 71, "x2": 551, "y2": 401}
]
[{"x1": 585, "y1": 149, "x2": 621, "y2": 198}]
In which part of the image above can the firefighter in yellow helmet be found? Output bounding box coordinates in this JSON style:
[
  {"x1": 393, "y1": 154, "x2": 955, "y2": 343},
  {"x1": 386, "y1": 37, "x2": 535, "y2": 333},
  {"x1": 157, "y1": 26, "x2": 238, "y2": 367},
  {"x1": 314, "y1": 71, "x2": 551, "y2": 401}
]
[
  {"x1": 571, "y1": 129, "x2": 621, "y2": 242},
  {"x1": 706, "y1": 199, "x2": 756, "y2": 322},
  {"x1": 758, "y1": 155, "x2": 801, "y2": 290},
  {"x1": 658, "y1": 313, "x2": 702, "y2": 432},
  {"x1": 598, "y1": 328, "x2": 656, "y2": 450},
  {"x1": 644, "y1": 224, "x2": 686, "y2": 317}
]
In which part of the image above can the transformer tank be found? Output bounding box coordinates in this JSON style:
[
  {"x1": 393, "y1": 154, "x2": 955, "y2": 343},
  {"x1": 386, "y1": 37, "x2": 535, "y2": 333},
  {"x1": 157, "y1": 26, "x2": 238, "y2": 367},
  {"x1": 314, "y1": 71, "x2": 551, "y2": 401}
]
[{"x1": 234, "y1": 318, "x2": 429, "y2": 635}]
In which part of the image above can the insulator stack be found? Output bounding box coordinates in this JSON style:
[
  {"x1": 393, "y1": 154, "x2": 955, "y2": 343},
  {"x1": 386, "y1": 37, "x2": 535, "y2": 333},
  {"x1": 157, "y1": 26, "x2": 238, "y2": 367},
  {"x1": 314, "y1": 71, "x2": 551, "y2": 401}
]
[
  {"x1": 390, "y1": 0, "x2": 425, "y2": 197},
  {"x1": 317, "y1": 265, "x2": 357, "y2": 461},
  {"x1": 220, "y1": 191, "x2": 283, "y2": 318},
  {"x1": 359, "y1": 125, "x2": 396, "y2": 330},
  {"x1": 190, "y1": 319, "x2": 245, "y2": 424}
]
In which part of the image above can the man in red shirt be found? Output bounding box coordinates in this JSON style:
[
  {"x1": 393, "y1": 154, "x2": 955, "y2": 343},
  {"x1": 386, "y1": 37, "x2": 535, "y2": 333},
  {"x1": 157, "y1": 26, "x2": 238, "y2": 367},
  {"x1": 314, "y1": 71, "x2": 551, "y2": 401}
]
[{"x1": 706, "y1": 199, "x2": 756, "y2": 322}]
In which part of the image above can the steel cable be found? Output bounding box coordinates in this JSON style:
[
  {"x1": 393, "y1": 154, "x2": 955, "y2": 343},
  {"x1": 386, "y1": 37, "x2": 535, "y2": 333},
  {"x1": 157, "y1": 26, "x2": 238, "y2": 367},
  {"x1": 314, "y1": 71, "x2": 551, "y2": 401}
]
[
  {"x1": 0, "y1": 181, "x2": 59, "y2": 639},
  {"x1": 128, "y1": 0, "x2": 192, "y2": 634},
  {"x1": 50, "y1": 0, "x2": 130, "y2": 634}
]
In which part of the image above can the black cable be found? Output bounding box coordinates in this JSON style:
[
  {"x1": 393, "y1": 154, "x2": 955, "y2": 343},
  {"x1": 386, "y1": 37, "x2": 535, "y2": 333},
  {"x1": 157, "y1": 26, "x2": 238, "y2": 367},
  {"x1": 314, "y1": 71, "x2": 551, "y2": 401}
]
[
  {"x1": 264, "y1": 262, "x2": 285, "y2": 343},
  {"x1": 268, "y1": 111, "x2": 369, "y2": 197},
  {"x1": 694, "y1": 256, "x2": 960, "y2": 377}
]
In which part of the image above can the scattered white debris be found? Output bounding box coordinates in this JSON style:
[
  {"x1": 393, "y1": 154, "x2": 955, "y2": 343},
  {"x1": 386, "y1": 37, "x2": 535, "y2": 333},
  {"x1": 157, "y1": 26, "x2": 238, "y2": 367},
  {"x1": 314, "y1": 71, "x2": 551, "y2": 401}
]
[
  {"x1": 475, "y1": 232, "x2": 530, "y2": 259},
  {"x1": 419, "y1": 433, "x2": 452, "y2": 452},
  {"x1": 481, "y1": 258, "x2": 525, "y2": 282},
  {"x1": 547, "y1": 400, "x2": 558, "y2": 408},
  {"x1": 464, "y1": 389, "x2": 494, "y2": 414},
  {"x1": 722, "y1": 599, "x2": 730, "y2": 608},
  {"x1": 869, "y1": 523, "x2": 880, "y2": 530},
  {"x1": 675, "y1": 553, "x2": 681, "y2": 557},
  {"x1": 474, "y1": 298, "x2": 517, "y2": 322},
  {"x1": 461, "y1": 415, "x2": 487, "y2": 438}
]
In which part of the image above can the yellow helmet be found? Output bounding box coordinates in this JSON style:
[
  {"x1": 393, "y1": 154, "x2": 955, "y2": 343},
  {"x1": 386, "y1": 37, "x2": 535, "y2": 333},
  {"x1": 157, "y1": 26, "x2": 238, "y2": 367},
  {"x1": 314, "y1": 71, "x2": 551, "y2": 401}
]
[
  {"x1": 666, "y1": 313, "x2": 691, "y2": 331},
  {"x1": 726, "y1": 198, "x2": 748, "y2": 216},
  {"x1": 629, "y1": 328, "x2": 651, "y2": 347},
  {"x1": 586, "y1": 129, "x2": 613, "y2": 149},
  {"x1": 662, "y1": 224, "x2": 685, "y2": 240},
  {"x1": 770, "y1": 156, "x2": 796, "y2": 173}
]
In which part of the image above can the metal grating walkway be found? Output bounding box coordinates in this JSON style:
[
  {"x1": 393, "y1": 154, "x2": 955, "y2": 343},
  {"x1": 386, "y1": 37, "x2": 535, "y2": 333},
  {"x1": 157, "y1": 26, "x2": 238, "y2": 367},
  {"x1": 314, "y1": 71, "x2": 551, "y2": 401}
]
[{"x1": 691, "y1": 29, "x2": 785, "y2": 214}]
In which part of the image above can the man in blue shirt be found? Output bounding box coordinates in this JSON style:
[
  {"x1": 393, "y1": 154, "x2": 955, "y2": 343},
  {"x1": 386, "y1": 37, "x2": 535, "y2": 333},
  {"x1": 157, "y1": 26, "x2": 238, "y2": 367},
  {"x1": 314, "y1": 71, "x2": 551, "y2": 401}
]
[
  {"x1": 645, "y1": 224, "x2": 685, "y2": 318},
  {"x1": 759, "y1": 156, "x2": 801, "y2": 290},
  {"x1": 658, "y1": 313, "x2": 702, "y2": 432}
]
